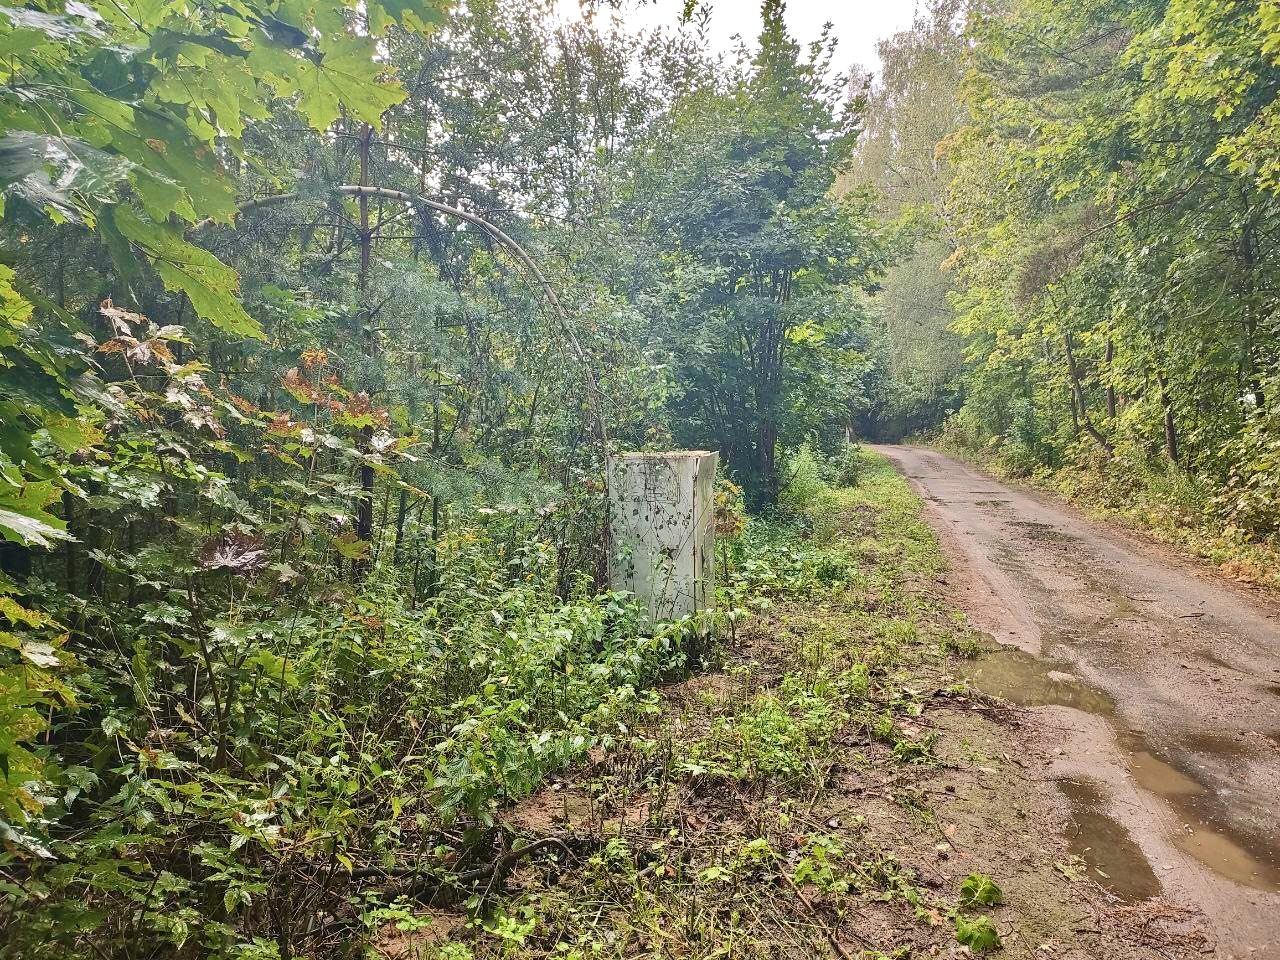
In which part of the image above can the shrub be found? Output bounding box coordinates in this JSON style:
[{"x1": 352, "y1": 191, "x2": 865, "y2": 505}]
[
  {"x1": 778, "y1": 442, "x2": 841, "y2": 543},
  {"x1": 829, "y1": 439, "x2": 866, "y2": 487}
]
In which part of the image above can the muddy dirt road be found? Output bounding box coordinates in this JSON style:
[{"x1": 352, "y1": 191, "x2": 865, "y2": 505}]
[{"x1": 878, "y1": 445, "x2": 1280, "y2": 958}]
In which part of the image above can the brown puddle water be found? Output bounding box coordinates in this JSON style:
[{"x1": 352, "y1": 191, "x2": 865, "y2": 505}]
[
  {"x1": 960, "y1": 647, "x2": 1115, "y2": 714},
  {"x1": 1176, "y1": 730, "x2": 1253, "y2": 758},
  {"x1": 1058, "y1": 780, "x2": 1162, "y2": 901},
  {"x1": 964, "y1": 646, "x2": 1280, "y2": 894},
  {"x1": 1118, "y1": 731, "x2": 1280, "y2": 892}
]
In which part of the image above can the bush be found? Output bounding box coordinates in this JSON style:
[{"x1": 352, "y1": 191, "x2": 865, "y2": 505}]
[
  {"x1": 778, "y1": 442, "x2": 831, "y2": 515},
  {"x1": 1217, "y1": 380, "x2": 1280, "y2": 539},
  {"x1": 830, "y1": 439, "x2": 865, "y2": 487},
  {"x1": 1, "y1": 508, "x2": 702, "y2": 960},
  {"x1": 777, "y1": 442, "x2": 841, "y2": 543}
]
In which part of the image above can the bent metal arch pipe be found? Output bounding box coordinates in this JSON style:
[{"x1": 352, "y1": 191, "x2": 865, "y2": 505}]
[{"x1": 193, "y1": 185, "x2": 607, "y2": 441}]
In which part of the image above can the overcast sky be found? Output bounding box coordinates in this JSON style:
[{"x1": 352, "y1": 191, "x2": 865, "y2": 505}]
[{"x1": 552, "y1": 0, "x2": 924, "y2": 76}]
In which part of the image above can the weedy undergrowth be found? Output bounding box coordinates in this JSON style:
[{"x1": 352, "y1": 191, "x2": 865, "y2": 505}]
[{"x1": 401, "y1": 450, "x2": 1012, "y2": 959}]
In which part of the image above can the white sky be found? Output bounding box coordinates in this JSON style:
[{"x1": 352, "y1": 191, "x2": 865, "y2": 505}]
[{"x1": 553, "y1": 0, "x2": 924, "y2": 76}]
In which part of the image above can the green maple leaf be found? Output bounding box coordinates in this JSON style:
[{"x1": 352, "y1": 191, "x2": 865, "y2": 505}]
[
  {"x1": 70, "y1": 88, "x2": 238, "y2": 222},
  {"x1": 148, "y1": 55, "x2": 269, "y2": 144},
  {"x1": 42, "y1": 414, "x2": 102, "y2": 454},
  {"x1": 0, "y1": 265, "x2": 33, "y2": 328},
  {"x1": 113, "y1": 206, "x2": 263, "y2": 339},
  {"x1": 0, "y1": 508, "x2": 68, "y2": 548},
  {"x1": 249, "y1": 34, "x2": 406, "y2": 131},
  {"x1": 129, "y1": 0, "x2": 183, "y2": 29},
  {"x1": 0, "y1": 481, "x2": 68, "y2": 549},
  {"x1": 367, "y1": 0, "x2": 450, "y2": 33},
  {"x1": 130, "y1": 169, "x2": 195, "y2": 223}
]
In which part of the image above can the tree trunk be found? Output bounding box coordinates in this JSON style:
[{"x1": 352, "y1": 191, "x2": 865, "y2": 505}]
[
  {"x1": 756, "y1": 419, "x2": 778, "y2": 503},
  {"x1": 63, "y1": 491, "x2": 77, "y2": 593},
  {"x1": 392, "y1": 350, "x2": 420, "y2": 567},
  {"x1": 353, "y1": 123, "x2": 375, "y2": 576},
  {"x1": 0, "y1": 542, "x2": 31, "y2": 581},
  {"x1": 392, "y1": 490, "x2": 409, "y2": 566},
  {"x1": 750, "y1": 274, "x2": 791, "y2": 506},
  {"x1": 1240, "y1": 218, "x2": 1265, "y2": 411},
  {"x1": 426, "y1": 496, "x2": 441, "y2": 600},
  {"x1": 1104, "y1": 339, "x2": 1117, "y2": 419},
  {"x1": 1063, "y1": 332, "x2": 1113, "y2": 455}
]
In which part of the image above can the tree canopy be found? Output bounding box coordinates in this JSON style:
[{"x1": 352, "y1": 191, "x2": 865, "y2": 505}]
[{"x1": 861, "y1": 0, "x2": 1280, "y2": 546}]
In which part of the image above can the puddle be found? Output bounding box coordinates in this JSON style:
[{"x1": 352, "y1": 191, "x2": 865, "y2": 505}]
[
  {"x1": 1173, "y1": 824, "x2": 1280, "y2": 892},
  {"x1": 961, "y1": 647, "x2": 1115, "y2": 714},
  {"x1": 1176, "y1": 730, "x2": 1252, "y2": 758},
  {"x1": 968, "y1": 644, "x2": 1280, "y2": 893},
  {"x1": 1059, "y1": 779, "x2": 1162, "y2": 901},
  {"x1": 1124, "y1": 745, "x2": 1204, "y2": 796},
  {"x1": 1117, "y1": 730, "x2": 1280, "y2": 893},
  {"x1": 1062, "y1": 753, "x2": 1280, "y2": 896}
]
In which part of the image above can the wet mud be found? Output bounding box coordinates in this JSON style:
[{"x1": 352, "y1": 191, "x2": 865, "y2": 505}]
[{"x1": 964, "y1": 643, "x2": 1280, "y2": 894}]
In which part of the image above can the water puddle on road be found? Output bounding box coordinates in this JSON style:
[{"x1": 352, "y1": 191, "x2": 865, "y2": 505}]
[
  {"x1": 960, "y1": 646, "x2": 1115, "y2": 714},
  {"x1": 1058, "y1": 779, "x2": 1162, "y2": 901},
  {"x1": 1123, "y1": 743, "x2": 1204, "y2": 795},
  {"x1": 1058, "y1": 762, "x2": 1280, "y2": 898},
  {"x1": 962, "y1": 645, "x2": 1280, "y2": 894},
  {"x1": 1173, "y1": 730, "x2": 1253, "y2": 759},
  {"x1": 1118, "y1": 730, "x2": 1280, "y2": 893},
  {"x1": 1175, "y1": 824, "x2": 1280, "y2": 892}
]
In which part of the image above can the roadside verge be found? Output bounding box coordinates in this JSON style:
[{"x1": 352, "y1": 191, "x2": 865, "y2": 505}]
[{"x1": 379, "y1": 453, "x2": 1209, "y2": 960}]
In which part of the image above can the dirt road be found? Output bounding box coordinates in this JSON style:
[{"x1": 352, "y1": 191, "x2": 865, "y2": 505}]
[{"x1": 878, "y1": 445, "x2": 1280, "y2": 958}]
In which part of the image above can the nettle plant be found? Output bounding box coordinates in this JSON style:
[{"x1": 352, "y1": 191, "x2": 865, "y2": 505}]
[
  {"x1": 0, "y1": 0, "x2": 449, "y2": 949},
  {"x1": 0, "y1": 298, "x2": 713, "y2": 957},
  {"x1": 0, "y1": 0, "x2": 444, "y2": 772}
]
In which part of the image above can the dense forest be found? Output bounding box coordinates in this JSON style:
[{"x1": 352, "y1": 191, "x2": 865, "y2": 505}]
[
  {"x1": 854, "y1": 0, "x2": 1280, "y2": 574},
  {"x1": 0, "y1": 0, "x2": 1277, "y2": 956}
]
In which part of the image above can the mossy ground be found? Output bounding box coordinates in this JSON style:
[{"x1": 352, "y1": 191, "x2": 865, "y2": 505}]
[{"x1": 376, "y1": 453, "x2": 1208, "y2": 960}]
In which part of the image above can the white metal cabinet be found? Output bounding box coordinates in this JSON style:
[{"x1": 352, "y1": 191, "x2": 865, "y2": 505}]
[{"x1": 607, "y1": 451, "x2": 717, "y2": 623}]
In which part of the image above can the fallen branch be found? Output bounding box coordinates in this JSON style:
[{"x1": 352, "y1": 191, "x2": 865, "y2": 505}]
[
  {"x1": 780, "y1": 870, "x2": 868, "y2": 958},
  {"x1": 191, "y1": 187, "x2": 608, "y2": 442},
  {"x1": 349, "y1": 835, "x2": 582, "y2": 905}
]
